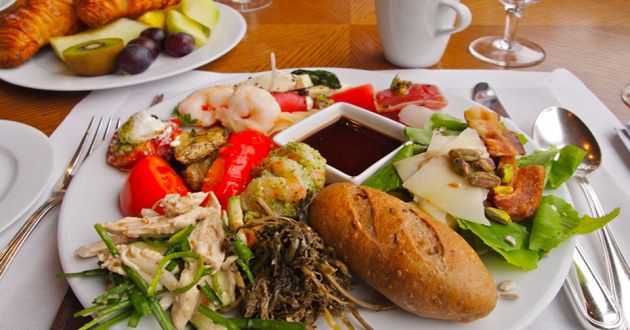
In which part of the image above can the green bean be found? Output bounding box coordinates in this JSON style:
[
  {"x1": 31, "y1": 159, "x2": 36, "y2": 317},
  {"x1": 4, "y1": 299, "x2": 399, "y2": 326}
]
[
  {"x1": 148, "y1": 251, "x2": 203, "y2": 296},
  {"x1": 127, "y1": 311, "x2": 141, "y2": 328},
  {"x1": 77, "y1": 301, "x2": 131, "y2": 330},
  {"x1": 92, "y1": 282, "x2": 133, "y2": 305},
  {"x1": 168, "y1": 225, "x2": 195, "y2": 245},
  {"x1": 233, "y1": 239, "x2": 254, "y2": 262},
  {"x1": 129, "y1": 287, "x2": 151, "y2": 316},
  {"x1": 200, "y1": 283, "x2": 223, "y2": 308},
  {"x1": 229, "y1": 318, "x2": 306, "y2": 330},
  {"x1": 94, "y1": 224, "x2": 119, "y2": 257},
  {"x1": 197, "y1": 305, "x2": 239, "y2": 330},
  {"x1": 237, "y1": 259, "x2": 255, "y2": 284},
  {"x1": 55, "y1": 268, "x2": 108, "y2": 278},
  {"x1": 75, "y1": 296, "x2": 130, "y2": 317},
  {"x1": 92, "y1": 308, "x2": 134, "y2": 330}
]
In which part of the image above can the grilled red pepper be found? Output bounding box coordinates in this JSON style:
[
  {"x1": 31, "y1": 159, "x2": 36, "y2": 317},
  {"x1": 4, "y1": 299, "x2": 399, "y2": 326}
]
[
  {"x1": 330, "y1": 84, "x2": 376, "y2": 112},
  {"x1": 272, "y1": 91, "x2": 309, "y2": 112},
  {"x1": 201, "y1": 130, "x2": 273, "y2": 208}
]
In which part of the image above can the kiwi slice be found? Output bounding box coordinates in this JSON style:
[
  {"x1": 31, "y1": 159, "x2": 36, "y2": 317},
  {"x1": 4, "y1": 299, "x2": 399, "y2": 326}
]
[{"x1": 63, "y1": 38, "x2": 124, "y2": 76}]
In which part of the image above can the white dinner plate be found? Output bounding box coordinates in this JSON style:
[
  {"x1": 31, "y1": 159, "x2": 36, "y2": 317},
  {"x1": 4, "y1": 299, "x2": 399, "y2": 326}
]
[
  {"x1": 0, "y1": 120, "x2": 54, "y2": 233},
  {"x1": 0, "y1": 0, "x2": 15, "y2": 12},
  {"x1": 58, "y1": 68, "x2": 574, "y2": 330},
  {"x1": 0, "y1": 3, "x2": 246, "y2": 91}
]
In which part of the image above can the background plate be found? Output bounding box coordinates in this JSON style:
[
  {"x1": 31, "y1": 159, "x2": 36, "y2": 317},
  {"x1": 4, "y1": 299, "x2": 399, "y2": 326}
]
[
  {"x1": 0, "y1": 120, "x2": 53, "y2": 233},
  {"x1": 0, "y1": 3, "x2": 246, "y2": 91}
]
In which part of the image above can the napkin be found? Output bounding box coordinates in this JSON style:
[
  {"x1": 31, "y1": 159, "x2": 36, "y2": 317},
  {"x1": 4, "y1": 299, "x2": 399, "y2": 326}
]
[{"x1": 1, "y1": 68, "x2": 627, "y2": 329}]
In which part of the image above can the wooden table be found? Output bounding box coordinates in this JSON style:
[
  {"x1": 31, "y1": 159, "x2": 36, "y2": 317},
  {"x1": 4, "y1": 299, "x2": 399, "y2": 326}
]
[{"x1": 0, "y1": 0, "x2": 627, "y2": 328}]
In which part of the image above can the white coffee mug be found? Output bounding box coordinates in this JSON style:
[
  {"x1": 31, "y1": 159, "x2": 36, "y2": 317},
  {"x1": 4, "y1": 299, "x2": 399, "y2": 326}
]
[{"x1": 376, "y1": 0, "x2": 472, "y2": 68}]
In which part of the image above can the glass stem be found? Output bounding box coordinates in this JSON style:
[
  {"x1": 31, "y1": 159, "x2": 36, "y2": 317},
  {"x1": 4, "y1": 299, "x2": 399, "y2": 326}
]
[{"x1": 501, "y1": 6, "x2": 524, "y2": 50}]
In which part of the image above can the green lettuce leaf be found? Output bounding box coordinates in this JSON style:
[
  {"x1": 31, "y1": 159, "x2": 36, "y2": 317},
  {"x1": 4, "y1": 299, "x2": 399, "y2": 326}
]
[
  {"x1": 404, "y1": 127, "x2": 433, "y2": 146},
  {"x1": 546, "y1": 145, "x2": 587, "y2": 190},
  {"x1": 426, "y1": 113, "x2": 467, "y2": 131},
  {"x1": 290, "y1": 69, "x2": 341, "y2": 89},
  {"x1": 529, "y1": 195, "x2": 620, "y2": 253},
  {"x1": 457, "y1": 219, "x2": 540, "y2": 270},
  {"x1": 516, "y1": 145, "x2": 586, "y2": 190},
  {"x1": 362, "y1": 144, "x2": 414, "y2": 192}
]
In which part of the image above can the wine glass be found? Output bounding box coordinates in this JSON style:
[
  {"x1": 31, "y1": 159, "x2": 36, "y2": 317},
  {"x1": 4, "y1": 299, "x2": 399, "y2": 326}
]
[
  {"x1": 216, "y1": 0, "x2": 272, "y2": 12},
  {"x1": 622, "y1": 83, "x2": 630, "y2": 107},
  {"x1": 469, "y1": 0, "x2": 545, "y2": 67}
]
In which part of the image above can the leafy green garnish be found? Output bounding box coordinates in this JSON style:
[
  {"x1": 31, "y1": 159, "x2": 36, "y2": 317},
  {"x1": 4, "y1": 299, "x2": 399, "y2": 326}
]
[
  {"x1": 426, "y1": 113, "x2": 468, "y2": 131},
  {"x1": 457, "y1": 219, "x2": 539, "y2": 270},
  {"x1": 172, "y1": 107, "x2": 199, "y2": 126},
  {"x1": 362, "y1": 144, "x2": 415, "y2": 192},
  {"x1": 546, "y1": 145, "x2": 586, "y2": 189},
  {"x1": 291, "y1": 69, "x2": 341, "y2": 89},
  {"x1": 529, "y1": 195, "x2": 619, "y2": 253},
  {"x1": 517, "y1": 145, "x2": 586, "y2": 189},
  {"x1": 516, "y1": 132, "x2": 529, "y2": 145},
  {"x1": 404, "y1": 127, "x2": 433, "y2": 146}
]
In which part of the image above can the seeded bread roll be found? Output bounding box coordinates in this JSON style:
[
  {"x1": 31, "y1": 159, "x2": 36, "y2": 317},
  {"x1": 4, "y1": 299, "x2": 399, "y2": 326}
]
[{"x1": 309, "y1": 183, "x2": 497, "y2": 322}]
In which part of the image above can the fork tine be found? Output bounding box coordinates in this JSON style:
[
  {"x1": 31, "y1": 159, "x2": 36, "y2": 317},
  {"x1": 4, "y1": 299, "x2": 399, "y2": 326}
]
[
  {"x1": 83, "y1": 117, "x2": 104, "y2": 160},
  {"x1": 115, "y1": 118, "x2": 122, "y2": 130},
  {"x1": 102, "y1": 117, "x2": 113, "y2": 141},
  {"x1": 66, "y1": 117, "x2": 95, "y2": 177}
]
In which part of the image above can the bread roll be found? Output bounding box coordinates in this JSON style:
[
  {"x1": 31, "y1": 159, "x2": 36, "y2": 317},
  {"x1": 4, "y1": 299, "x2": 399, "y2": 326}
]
[
  {"x1": 309, "y1": 183, "x2": 497, "y2": 322},
  {"x1": 0, "y1": 0, "x2": 79, "y2": 68}
]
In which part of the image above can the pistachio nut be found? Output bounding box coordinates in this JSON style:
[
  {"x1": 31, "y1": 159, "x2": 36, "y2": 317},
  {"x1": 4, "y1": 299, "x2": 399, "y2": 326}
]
[
  {"x1": 448, "y1": 148, "x2": 481, "y2": 162},
  {"x1": 467, "y1": 171, "x2": 501, "y2": 189},
  {"x1": 493, "y1": 185, "x2": 514, "y2": 194},
  {"x1": 473, "y1": 157, "x2": 496, "y2": 172},
  {"x1": 451, "y1": 158, "x2": 471, "y2": 176},
  {"x1": 499, "y1": 163, "x2": 515, "y2": 184},
  {"x1": 485, "y1": 207, "x2": 512, "y2": 224}
]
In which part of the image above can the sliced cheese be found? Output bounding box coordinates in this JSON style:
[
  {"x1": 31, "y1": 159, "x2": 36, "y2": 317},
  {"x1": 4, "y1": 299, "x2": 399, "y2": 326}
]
[
  {"x1": 403, "y1": 156, "x2": 490, "y2": 226},
  {"x1": 394, "y1": 153, "x2": 428, "y2": 182},
  {"x1": 425, "y1": 131, "x2": 455, "y2": 158},
  {"x1": 440, "y1": 127, "x2": 489, "y2": 157}
]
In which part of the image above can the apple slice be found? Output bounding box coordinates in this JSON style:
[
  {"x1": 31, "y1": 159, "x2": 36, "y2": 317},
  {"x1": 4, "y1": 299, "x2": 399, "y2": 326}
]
[
  {"x1": 50, "y1": 18, "x2": 148, "y2": 61},
  {"x1": 166, "y1": 9, "x2": 211, "y2": 46},
  {"x1": 182, "y1": 0, "x2": 220, "y2": 30},
  {"x1": 137, "y1": 10, "x2": 166, "y2": 29}
]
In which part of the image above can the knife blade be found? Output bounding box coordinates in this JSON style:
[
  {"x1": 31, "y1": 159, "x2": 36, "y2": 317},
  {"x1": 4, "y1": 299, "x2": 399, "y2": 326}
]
[{"x1": 472, "y1": 82, "x2": 511, "y2": 119}]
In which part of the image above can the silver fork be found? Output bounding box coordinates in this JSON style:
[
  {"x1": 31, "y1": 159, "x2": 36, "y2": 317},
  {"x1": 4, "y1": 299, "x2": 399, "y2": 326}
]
[{"x1": 0, "y1": 117, "x2": 119, "y2": 279}]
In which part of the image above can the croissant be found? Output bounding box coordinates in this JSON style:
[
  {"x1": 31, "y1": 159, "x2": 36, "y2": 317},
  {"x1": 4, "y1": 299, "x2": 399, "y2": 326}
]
[
  {"x1": 76, "y1": 0, "x2": 181, "y2": 27},
  {"x1": 0, "y1": 0, "x2": 78, "y2": 68}
]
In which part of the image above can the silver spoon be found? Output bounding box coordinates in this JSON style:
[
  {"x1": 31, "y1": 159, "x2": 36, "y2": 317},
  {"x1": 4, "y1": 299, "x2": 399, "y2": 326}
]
[{"x1": 533, "y1": 106, "x2": 629, "y2": 329}]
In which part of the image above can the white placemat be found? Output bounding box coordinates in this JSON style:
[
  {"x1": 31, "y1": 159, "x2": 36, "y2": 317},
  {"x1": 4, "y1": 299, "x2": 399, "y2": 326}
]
[{"x1": 0, "y1": 68, "x2": 628, "y2": 329}]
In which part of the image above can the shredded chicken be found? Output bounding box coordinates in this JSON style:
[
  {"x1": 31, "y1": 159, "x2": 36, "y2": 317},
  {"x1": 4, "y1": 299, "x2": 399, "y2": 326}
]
[
  {"x1": 172, "y1": 261, "x2": 201, "y2": 330},
  {"x1": 76, "y1": 235, "x2": 133, "y2": 258},
  {"x1": 188, "y1": 208, "x2": 225, "y2": 272},
  {"x1": 98, "y1": 245, "x2": 179, "y2": 291}
]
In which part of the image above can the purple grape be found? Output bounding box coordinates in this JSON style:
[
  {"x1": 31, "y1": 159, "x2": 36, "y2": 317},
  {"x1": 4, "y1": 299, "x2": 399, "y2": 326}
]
[
  {"x1": 140, "y1": 28, "x2": 166, "y2": 49},
  {"x1": 117, "y1": 44, "x2": 154, "y2": 74},
  {"x1": 128, "y1": 37, "x2": 159, "y2": 59},
  {"x1": 164, "y1": 32, "x2": 195, "y2": 57}
]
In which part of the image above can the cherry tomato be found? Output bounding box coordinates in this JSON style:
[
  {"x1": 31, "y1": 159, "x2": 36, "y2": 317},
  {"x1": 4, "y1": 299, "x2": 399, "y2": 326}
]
[
  {"x1": 330, "y1": 84, "x2": 376, "y2": 112},
  {"x1": 119, "y1": 155, "x2": 189, "y2": 216}
]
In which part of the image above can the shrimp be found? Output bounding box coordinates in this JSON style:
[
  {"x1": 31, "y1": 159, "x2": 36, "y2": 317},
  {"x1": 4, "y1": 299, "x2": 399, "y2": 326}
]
[
  {"x1": 216, "y1": 85, "x2": 281, "y2": 134},
  {"x1": 240, "y1": 175, "x2": 307, "y2": 217},
  {"x1": 177, "y1": 85, "x2": 234, "y2": 127}
]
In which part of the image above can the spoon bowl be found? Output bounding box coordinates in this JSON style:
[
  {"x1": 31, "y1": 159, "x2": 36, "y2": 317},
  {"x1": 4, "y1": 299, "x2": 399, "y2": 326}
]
[
  {"x1": 532, "y1": 106, "x2": 601, "y2": 174},
  {"x1": 533, "y1": 106, "x2": 629, "y2": 329}
]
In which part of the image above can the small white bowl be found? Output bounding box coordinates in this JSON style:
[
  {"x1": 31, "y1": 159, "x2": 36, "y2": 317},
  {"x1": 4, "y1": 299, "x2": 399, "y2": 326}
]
[{"x1": 273, "y1": 102, "x2": 407, "y2": 184}]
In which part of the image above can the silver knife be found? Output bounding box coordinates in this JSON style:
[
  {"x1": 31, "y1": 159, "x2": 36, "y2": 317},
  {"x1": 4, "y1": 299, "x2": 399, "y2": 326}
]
[{"x1": 472, "y1": 82, "x2": 511, "y2": 118}]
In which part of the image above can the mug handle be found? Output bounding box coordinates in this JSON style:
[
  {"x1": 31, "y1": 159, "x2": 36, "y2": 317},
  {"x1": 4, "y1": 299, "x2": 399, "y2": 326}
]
[{"x1": 435, "y1": 0, "x2": 472, "y2": 36}]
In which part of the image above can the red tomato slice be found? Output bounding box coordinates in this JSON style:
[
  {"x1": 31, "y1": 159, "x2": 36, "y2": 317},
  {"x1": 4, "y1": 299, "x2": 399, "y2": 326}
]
[
  {"x1": 330, "y1": 84, "x2": 376, "y2": 112},
  {"x1": 272, "y1": 91, "x2": 308, "y2": 112},
  {"x1": 119, "y1": 155, "x2": 189, "y2": 216}
]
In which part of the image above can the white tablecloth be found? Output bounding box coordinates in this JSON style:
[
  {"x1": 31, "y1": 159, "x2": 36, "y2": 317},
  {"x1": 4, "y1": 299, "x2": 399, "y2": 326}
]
[{"x1": 1, "y1": 68, "x2": 628, "y2": 329}]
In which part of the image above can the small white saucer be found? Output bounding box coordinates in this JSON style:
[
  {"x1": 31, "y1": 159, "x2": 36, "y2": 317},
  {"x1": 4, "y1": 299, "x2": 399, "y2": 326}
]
[{"x1": 0, "y1": 120, "x2": 54, "y2": 233}]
